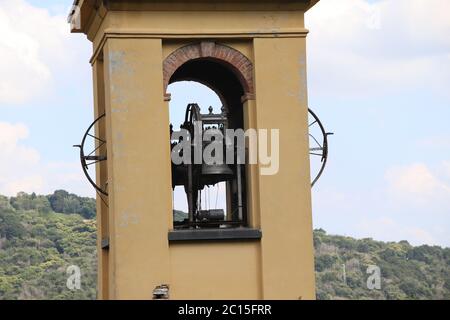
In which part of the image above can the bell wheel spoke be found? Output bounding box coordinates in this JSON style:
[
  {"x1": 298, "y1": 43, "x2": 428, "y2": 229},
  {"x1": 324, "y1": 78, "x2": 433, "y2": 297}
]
[
  {"x1": 87, "y1": 132, "x2": 106, "y2": 144},
  {"x1": 86, "y1": 141, "x2": 106, "y2": 157},
  {"x1": 309, "y1": 120, "x2": 317, "y2": 127},
  {"x1": 86, "y1": 159, "x2": 106, "y2": 167}
]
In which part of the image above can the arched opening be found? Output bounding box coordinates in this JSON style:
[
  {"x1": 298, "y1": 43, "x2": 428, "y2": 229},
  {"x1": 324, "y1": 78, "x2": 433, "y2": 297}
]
[
  {"x1": 171, "y1": 58, "x2": 245, "y2": 130},
  {"x1": 168, "y1": 57, "x2": 248, "y2": 229},
  {"x1": 169, "y1": 81, "x2": 227, "y2": 220}
]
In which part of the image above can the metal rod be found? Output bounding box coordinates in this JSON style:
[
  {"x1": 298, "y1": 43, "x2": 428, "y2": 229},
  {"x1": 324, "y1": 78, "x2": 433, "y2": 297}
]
[
  {"x1": 187, "y1": 163, "x2": 194, "y2": 225},
  {"x1": 87, "y1": 132, "x2": 106, "y2": 143},
  {"x1": 236, "y1": 163, "x2": 243, "y2": 222},
  {"x1": 309, "y1": 120, "x2": 317, "y2": 127},
  {"x1": 87, "y1": 140, "x2": 106, "y2": 157},
  {"x1": 309, "y1": 133, "x2": 323, "y2": 149},
  {"x1": 85, "y1": 155, "x2": 107, "y2": 161}
]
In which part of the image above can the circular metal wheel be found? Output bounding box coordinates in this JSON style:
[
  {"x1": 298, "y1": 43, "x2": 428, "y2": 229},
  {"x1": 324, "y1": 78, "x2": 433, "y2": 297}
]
[
  {"x1": 308, "y1": 108, "x2": 332, "y2": 187},
  {"x1": 74, "y1": 113, "x2": 108, "y2": 196}
]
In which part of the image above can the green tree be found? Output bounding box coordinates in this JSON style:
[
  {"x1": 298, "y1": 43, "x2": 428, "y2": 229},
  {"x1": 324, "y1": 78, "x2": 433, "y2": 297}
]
[{"x1": 0, "y1": 210, "x2": 26, "y2": 239}]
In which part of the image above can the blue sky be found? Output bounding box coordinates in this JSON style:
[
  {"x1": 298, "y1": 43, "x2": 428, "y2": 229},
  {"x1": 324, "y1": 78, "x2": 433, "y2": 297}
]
[{"x1": 0, "y1": 0, "x2": 449, "y2": 247}]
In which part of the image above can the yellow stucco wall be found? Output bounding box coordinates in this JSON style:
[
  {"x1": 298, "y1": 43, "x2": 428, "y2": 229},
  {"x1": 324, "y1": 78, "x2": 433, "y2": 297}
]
[
  {"x1": 92, "y1": 59, "x2": 109, "y2": 299},
  {"x1": 73, "y1": 0, "x2": 318, "y2": 300},
  {"x1": 170, "y1": 242, "x2": 262, "y2": 299},
  {"x1": 253, "y1": 38, "x2": 315, "y2": 299},
  {"x1": 103, "y1": 38, "x2": 173, "y2": 299}
]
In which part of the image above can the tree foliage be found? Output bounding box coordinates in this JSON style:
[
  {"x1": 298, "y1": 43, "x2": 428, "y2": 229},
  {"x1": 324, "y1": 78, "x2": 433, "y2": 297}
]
[
  {"x1": 314, "y1": 229, "x2": 450, "y2": 300},
  {"x1": 0, "y1": 191, "x2": 96, "y2": 300},
  {"x1": 10, "y1": 190, "x2": 96, "y2": 219}
]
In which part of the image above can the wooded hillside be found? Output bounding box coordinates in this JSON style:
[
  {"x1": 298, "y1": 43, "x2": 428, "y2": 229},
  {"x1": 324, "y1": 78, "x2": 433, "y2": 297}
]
[{"x1": 0, "y1": 191, "x2": 448, "y2": 300}]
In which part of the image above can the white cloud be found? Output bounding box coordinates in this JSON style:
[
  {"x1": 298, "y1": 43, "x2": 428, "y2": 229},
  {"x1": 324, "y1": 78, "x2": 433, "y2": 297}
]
[
  {"x1": 306, "y1": 0, "x2": 450, "y2": 97},
  {"x1": 2, "y1": 175, "x2": 45, "y2": 196},
  {"x1": 385, "y1": 162, "x2": 450, "y2": 208},
  {"x1": 374, "y1": 162, "x2": 450, "y2": 245},
  {"x1": 313, "y1": 161, "x2": 450, "y2": 247},
  {"x1": 0, "y1": 0, "x2": 87, "y2": 105},
  {"x1": 358, "y1": 217, "x2": 439, "y2": 246},
  {"x1": 0, "y1": 122, "x2": 40, "y2": 176},
  {"x1": 0, "y1": 121, "x2": 92, "y2": 197}
]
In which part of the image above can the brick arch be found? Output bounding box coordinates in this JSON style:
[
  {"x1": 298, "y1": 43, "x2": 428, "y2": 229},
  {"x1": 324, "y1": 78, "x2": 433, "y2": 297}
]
[{"x1": 163, "y1": 42, "x2": 254, "y2": 100}]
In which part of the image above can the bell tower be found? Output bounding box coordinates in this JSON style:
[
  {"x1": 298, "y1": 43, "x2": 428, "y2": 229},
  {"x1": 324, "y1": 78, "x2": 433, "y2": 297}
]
[{"x1": 70, "y1": 0, "x2": 319, "y2": 300}]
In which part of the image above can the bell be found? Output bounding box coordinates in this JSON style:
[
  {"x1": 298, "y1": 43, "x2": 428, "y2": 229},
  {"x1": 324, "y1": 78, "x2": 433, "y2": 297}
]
[
  {"x1": 201, "y1": 163, "x2": 233, "y2": 176},
  {"x1": 200, "y1": 163, "x2": 234, "y2": 186}
]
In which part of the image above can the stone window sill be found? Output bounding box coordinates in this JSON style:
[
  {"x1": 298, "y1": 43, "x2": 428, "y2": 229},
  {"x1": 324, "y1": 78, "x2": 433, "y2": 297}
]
[{"x1": 168, "y1": 228, "x2": 262, "y2": 242}]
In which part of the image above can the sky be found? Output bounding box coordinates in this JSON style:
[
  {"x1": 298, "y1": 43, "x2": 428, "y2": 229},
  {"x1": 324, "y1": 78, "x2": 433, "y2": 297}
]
[{"x1": 0, "y1": 0, "x2": 449, "y2": 247}]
